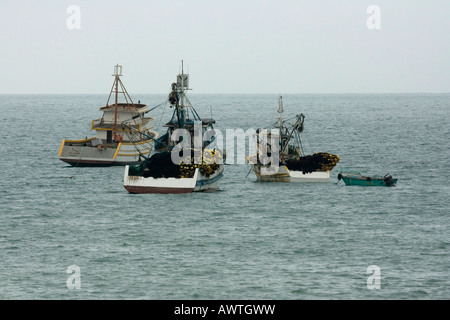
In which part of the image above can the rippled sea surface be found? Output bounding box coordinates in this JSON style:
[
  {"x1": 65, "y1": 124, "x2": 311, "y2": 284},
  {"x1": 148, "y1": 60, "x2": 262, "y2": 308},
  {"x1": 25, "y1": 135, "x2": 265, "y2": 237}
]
[{"x1": 0, "y1": 93, "x2": 449, "y2": 299}]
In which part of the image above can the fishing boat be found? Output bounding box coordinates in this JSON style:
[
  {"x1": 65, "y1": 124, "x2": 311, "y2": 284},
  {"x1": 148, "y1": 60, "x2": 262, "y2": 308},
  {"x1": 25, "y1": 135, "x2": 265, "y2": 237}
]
[
  {"x1": 123, "y1": 62, "x2": 224, "y2": 194},
  {"x1": 337, "y1": 170, "x2": 398, "y2": 186},
  {"x1": 247, "y1": 96, "x2": 339, "y2": 182},
  {"x1": 58, "y1": 65, "x2": 159, "y2": 166}
]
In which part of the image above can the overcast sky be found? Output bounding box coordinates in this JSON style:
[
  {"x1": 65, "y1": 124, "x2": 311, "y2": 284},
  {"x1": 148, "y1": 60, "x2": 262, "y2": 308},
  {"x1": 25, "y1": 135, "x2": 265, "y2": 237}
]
[{"x1": 0, "y1": 0, "x2": 449, "y2": 94}]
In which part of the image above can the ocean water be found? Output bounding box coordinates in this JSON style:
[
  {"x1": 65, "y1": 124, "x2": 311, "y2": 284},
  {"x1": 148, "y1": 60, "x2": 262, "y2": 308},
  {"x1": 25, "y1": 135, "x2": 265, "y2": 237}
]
[{"x1": 0, "y1": 93, "x2": 449, "y2": 300}]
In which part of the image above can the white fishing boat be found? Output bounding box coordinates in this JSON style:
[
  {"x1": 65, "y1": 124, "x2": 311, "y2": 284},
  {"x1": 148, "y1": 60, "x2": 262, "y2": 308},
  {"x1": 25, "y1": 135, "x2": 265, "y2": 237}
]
[
  {"x1": 58, "y1": 65, "x2": 159, "y2": 166},
  {"x1": 124, "y1": 155, "x2": 224, "y2": 194},
  {"x1": 123, "y1": 62, "x2": 224, "y2": 194},
  {"x1": 247, "y1": 96, "x2": 339, "y2": 182}
]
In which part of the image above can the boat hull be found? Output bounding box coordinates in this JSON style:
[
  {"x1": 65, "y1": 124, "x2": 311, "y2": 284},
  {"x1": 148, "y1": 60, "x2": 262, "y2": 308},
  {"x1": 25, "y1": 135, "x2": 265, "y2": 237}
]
[
  {"x1": 60, "y1": 158, "x2": 116, "y2": 167},
  {"x1": 124, "y1": 184, "x2": 195, "y2": 194},
  {"x1": 123, "y1": 165, "x2": 224, "y2": 194},
  {"x1": 341, "y1": 177, "x2": 398, "y2": 186},
  {"x1": 58, "y1": 137, "x2": 155, "y2": 167},
  {"x1": 252, "y1": 165, "x2": 330, "y2": 182},
  {"x1": 338, "y1": 170, "x2": 398, "y2": 186}
]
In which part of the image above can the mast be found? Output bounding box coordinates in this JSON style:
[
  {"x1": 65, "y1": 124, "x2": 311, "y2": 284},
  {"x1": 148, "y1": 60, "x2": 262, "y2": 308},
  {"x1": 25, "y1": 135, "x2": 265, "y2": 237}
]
[
  {"x1": 105, "y1": 64, "x2": 139, "y2": 138},
  {"x1": 278, "y1": 95, "x2": 284, "y2": 151},
  {"x1": 112, "y1": 64, "x2": 122, "y2": 133},
  {"x1": 175, "y1": 60, "x2": 190, "y2": 128},
  {"x1": 181, "y1": 60, "x2": 185, "y2": 107}
]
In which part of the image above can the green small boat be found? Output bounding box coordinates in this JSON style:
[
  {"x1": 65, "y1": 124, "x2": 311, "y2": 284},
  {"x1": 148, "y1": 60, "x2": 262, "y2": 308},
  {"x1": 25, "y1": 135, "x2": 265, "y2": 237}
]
[{"x1": 337, "y1": 170, "x2": 397, "y2": 187}]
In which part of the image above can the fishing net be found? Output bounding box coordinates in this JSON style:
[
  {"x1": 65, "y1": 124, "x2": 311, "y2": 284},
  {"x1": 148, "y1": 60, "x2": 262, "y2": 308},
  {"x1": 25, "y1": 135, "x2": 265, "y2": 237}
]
[
  {"x1": 128, "y1": 148, "x2": 222, "y2": 179},
  {"x1": 285, "y1": 152, "x2": 340, "y2": 174}
]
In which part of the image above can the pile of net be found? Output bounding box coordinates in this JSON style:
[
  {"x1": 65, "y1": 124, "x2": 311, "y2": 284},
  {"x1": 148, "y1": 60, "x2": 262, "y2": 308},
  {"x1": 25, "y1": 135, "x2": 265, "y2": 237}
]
[
  {"x1": 179, "y1": 162, "x2": 220, "y2": 178},
  {"x1": 179, "y1": 148, "x2": 222, "y2": 178},
  {"x1": 128, "y1": 148, "x2": 222, "y2": 179},
  {"x1": 285, "y1": 152, "x2": 340, "y2": 174}
]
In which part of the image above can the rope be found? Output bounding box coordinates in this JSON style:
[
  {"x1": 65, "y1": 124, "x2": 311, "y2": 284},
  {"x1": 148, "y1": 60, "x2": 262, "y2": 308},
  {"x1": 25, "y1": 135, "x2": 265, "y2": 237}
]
[
  {"x1": 245, "y1": 166, "x2": 253, "y2": 178},
  {"x1": 156, "y1": 100, "x2": 168, "y2": 129},
  {"x1": 75, "y1": 145, "x2": 87, "y2": 167}
]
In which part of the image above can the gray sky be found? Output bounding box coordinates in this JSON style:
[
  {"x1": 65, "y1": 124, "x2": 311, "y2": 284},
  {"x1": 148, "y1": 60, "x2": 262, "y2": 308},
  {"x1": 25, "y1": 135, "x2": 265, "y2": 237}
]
[{"x1": 1, "y1": 0, "x2": 449, "y2": 94}]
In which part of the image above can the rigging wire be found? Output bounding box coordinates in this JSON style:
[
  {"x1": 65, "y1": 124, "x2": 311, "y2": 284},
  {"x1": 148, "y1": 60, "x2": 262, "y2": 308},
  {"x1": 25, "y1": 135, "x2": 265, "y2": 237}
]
[
  {"x1": 120, "y1": 99, "x2": 170, "y2": 160},
  {"x1": 156, "y1": 100, "x2": 169, "y2": 129}
]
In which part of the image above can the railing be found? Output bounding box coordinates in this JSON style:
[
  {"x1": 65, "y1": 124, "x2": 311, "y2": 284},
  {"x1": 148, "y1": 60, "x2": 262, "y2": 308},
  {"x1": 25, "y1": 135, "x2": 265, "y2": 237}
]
[{"x1": 91, "y1": 118, "x2": 153, "y2": 131}]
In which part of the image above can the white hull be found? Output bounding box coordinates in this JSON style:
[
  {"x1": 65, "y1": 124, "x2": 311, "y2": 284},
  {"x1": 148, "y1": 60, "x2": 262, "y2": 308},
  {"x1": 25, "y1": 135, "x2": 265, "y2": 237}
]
[
  {"x1": 59, "y1": 136, "x2": 156, "y2": 166},
  {"x1": 252, "y1": 165, "x2": 330, "y2": 182},
  {"x1": 123, "y1": 164, "x2": 224, "y2": 194}
]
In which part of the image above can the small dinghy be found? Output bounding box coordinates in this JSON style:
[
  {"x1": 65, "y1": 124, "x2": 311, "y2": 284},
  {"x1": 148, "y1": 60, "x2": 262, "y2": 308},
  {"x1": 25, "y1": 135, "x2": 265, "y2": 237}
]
[{"x1": 337, "y1": 170, "x2": 397, "y2": 187}]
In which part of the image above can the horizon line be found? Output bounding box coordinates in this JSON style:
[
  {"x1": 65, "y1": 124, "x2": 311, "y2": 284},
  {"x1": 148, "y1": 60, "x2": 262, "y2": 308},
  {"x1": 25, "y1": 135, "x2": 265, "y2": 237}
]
[{"x1": 1, "y1": 92, "x2": 449, "y2": 95}]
